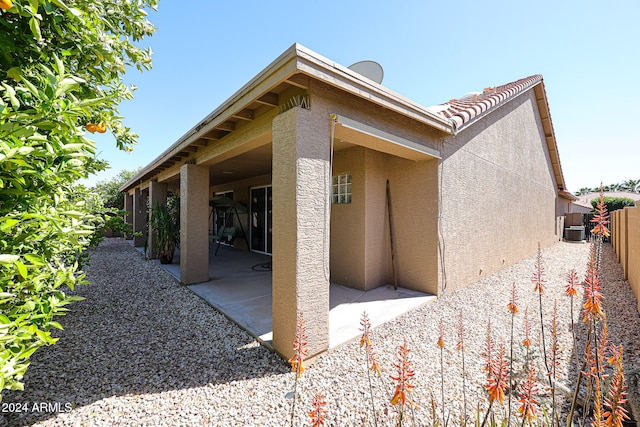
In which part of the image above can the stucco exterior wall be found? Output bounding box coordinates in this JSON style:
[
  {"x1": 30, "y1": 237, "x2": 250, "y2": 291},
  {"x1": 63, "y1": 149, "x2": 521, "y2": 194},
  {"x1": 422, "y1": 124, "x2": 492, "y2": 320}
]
[
  {"x1": 439, "y1": 90, "x2": 558, "y2": 292},
  {"x1": 272, "y1": 106, "x2": 331, "y2": 358},
  {"x1": 330, "y1": 147, "x2": 367, "y2": 288},
  {"x1": 558, "y1": 197, "x2": 572, "y2": 216},
  {"x1": 313, "y1": 80, "x2": 440, "y2": 294},
  {"x1": 384, "y1": 154, "x2": 439, "y2": 294}
]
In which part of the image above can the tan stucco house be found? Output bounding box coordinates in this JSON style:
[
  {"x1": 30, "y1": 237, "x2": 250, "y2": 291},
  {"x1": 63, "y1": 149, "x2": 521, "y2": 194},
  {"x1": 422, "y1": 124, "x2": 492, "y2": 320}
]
[{"x1": 120, "y1": 43, "x2": 567, "y2": 359}]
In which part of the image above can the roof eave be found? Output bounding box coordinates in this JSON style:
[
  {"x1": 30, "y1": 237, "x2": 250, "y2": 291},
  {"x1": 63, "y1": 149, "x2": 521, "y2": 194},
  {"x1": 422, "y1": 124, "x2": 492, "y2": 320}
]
[
  {"x1": 532, "y1": 80, "x2": 567, "y2": 191},
  {"x1": 120, "y1": 43, "x2": 454, "y2": 192}
]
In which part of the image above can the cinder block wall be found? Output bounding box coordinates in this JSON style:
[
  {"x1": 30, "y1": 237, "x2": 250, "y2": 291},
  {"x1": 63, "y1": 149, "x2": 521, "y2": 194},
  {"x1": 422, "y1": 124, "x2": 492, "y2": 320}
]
[{"x1": 612, "y1": 206, "x2": 640, "y2": 313}]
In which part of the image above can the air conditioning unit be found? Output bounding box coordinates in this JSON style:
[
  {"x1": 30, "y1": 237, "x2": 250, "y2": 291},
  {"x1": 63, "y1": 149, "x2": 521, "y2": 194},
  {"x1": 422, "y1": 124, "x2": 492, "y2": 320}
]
[{"x1": 564, "y1": 226, "x2": 585, "y2": 241}]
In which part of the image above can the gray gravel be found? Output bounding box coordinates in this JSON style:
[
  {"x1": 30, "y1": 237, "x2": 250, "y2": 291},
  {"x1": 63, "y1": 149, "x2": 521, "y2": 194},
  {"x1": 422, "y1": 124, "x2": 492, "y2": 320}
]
[{"x1": 2, "y1": 238, "x2": 638, "y2": 426}]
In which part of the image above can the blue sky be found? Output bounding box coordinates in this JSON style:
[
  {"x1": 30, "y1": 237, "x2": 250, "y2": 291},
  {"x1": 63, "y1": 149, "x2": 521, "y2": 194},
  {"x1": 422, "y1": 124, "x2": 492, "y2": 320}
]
[{"x1": 84, "y1": 0, "x2": 640, "y2": 193}]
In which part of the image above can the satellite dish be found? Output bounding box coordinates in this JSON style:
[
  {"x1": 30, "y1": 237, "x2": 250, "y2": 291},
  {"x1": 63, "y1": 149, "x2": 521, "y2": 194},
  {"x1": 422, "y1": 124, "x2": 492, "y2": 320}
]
[{"x1": 348, "y1": 60, "x2": 384, "y2": 84}]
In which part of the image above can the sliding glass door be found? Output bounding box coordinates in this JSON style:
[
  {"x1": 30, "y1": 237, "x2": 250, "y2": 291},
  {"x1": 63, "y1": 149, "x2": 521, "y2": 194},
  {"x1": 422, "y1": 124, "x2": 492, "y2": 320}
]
[{"x1": 250, "y1": 186, "x2": 272, "y2": 254}]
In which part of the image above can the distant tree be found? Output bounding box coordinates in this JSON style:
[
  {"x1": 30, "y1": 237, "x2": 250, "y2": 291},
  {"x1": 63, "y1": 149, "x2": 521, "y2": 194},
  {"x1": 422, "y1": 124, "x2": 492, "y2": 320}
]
[
  {"x1": 93, "y1": 168, "x2": 142, "y2": 210},
  {"x1": 591, "y1": 197, "x2": 636, "y2": 212},
  {"x1": 576, "y1": 187, "x2": 592, "y2": 196},
  {"x1": 622, "y1": 179, "x2": 640, "y2": 193}
]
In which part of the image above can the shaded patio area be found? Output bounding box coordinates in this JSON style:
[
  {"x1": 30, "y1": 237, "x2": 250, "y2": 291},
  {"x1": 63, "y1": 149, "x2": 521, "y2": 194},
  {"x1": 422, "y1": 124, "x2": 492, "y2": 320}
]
[{"x1": 138, "y1": 242, "x2": 436, "y2": 349}]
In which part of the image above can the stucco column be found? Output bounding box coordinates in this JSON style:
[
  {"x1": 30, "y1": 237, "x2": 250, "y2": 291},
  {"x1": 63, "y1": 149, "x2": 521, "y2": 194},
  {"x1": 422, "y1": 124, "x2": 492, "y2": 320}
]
[
  {"x1": 132, "y1": 188, "x2": 146, "y2": 247},
  {"x1": 272, "y1": 107, "x2": 331, "y2": 359},
  {"x1": 124, "y1": 193, "x2": 134, "y2": 239},
  {"x1": 180, "y1": 163, "x2": 210, "y2": 284},
  {"x1": 148, "y1": 180, "x2": 168, "y2": 259}
]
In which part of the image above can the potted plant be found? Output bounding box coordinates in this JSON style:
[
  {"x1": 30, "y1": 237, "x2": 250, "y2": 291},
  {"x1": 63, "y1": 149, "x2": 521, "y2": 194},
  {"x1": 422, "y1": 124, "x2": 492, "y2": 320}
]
[{"x1": 148, "y1": 196, "x2": 180, "y2": 264}]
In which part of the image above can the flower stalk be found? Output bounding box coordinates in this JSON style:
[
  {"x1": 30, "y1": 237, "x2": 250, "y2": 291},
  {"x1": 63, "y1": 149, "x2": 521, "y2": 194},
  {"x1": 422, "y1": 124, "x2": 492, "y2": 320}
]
[
  {"x1": 360, "y1": 311, "x2": 381, "y2": 427},
  {"x1": 390, "y1": 339, "x2": 416, "y2": 427},
  {"x1": 457, "y1": 310, "x2": 468, "y2": 425},
  {"x1": 289, "y1": 312, "x2": 308, "y2": 426}
]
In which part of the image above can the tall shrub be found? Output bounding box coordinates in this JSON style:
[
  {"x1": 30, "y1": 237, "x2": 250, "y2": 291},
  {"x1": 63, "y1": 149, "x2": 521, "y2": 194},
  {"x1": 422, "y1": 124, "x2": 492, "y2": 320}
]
[
  {"x1": 0, "y1": 0, "x2": 157, "y2": 396},
  {"x1": 590, "y1": 196, "x2": 635, "y2": 212}
]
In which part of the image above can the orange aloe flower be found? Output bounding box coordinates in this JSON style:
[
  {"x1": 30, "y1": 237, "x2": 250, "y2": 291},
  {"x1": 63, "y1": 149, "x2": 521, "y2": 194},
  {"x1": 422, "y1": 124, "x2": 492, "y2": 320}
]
[
  {"x1": 591, "y1": 186, "x2": 610, "y2": 238},
  {"x1": 565, "y1": 268, "x2": 580, "y2": 298},
  {"x1": 508, "y1": 282, "x2": 518, "y2": 314},
  {"x1": 360, "y1": 311, "x2": 381, "y2": 375},
  {"x1": 604, "y1": 345, "x2": 629, "y2": 427},
  {"x1": 583, "y1": 241, "x2": 604, "y2": 321},
  {"x1": 360, "y1": 311, "x2": 372, "y2": 348},
  {"x1": 309, "y1": 391, "x2": 328, "y2": 427},
  {"x1": 532, "y1": 242, "x2": 546, "y2": 295},
  {"x1": 485, "y1": 343, "x2": 509, "y2": 405},
  {"x1": 288, "y1": 312, "x2": 308, "y2": 377},
  {"x1": 598, "y1": 313, "x2": 611, "y2": 372},
  {"x1": 593, "y1": 372, "x2": 605, "y2": 427},
  {"x1": 367, "y1": 344, "x2": 382, "y2": 375},
  {"x1": 522, "y1": 306, "x2": 532, "y2": 348},
  {"x1": 437, "y1": 319, "x2": 445, "y2": 348},
  {"x1": 517, "y1": 363, "x2": 539, "y2": 423},
  {"x1": 390, "y1": 340, "x2": 416, "y2": 410}
]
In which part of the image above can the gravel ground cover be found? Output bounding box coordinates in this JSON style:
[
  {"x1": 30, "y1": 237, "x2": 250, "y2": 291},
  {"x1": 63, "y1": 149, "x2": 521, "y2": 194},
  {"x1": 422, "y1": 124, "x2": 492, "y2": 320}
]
[{"x1": 2, "y1": 238, "x2": 638, "y2": 426}]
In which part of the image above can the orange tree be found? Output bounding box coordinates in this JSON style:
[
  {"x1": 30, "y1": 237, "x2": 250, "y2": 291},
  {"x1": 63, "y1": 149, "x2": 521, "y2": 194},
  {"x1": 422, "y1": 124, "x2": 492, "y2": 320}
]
[{"x1": 0, "y1": 0, "x2": 157, "y2": 396}]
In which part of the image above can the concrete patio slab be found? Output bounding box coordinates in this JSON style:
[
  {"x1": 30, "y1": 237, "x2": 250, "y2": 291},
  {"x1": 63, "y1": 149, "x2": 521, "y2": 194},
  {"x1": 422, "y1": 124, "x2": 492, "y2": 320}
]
[{"x1": 135, "y1": 242, "x2": 436, "y2": 350}]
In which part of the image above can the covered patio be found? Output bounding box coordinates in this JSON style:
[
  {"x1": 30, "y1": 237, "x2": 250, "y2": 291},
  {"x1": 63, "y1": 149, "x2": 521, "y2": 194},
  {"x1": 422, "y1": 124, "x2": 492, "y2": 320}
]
[{"x1": 139, "y1": 242, "x2": 436, "y2": 349}]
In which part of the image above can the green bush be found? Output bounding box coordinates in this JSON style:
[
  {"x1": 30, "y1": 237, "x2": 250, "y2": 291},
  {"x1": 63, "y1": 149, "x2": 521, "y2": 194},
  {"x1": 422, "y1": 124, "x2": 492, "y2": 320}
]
[
  {"x1": 590, "y1": 196, "x2": 636, "y2": 212},
  {"x1": 0, "y1": 0, "x2": 157, "y2": 397}
]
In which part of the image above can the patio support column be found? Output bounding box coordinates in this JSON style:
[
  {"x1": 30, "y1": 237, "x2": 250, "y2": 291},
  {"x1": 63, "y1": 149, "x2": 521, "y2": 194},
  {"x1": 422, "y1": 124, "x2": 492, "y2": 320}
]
[
  {"x1": 148, "y1": 180, "x2": 168, "y2": 259},
  {"x1": 132, "y1": 187, "x2": 146, "y2": 247},
  {"x1": 124, "y1": 193, "x2": 133, "y2": 239},
  {"x1": 180, "y1": 163, "x2": 210, "y2": 284},
  {"x1": 272, "y1": 107, "x2": 331, "y2": 359}
]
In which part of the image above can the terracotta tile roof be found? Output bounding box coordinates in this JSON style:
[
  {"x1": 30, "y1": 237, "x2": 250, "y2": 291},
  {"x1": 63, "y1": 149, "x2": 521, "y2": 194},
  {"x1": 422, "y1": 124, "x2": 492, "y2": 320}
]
[
  {"x1": 429, "y1": 75, "x2": 543, "y2": 131},
  {"x1": 558, "y1": 189, "x2": 578, "y2": 201}
]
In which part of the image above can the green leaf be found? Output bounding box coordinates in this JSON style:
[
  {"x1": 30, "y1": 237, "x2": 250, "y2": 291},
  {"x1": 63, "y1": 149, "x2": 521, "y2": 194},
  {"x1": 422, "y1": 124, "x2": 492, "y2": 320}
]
[
  {"x1": 61, "y1": 144, "x2": 85, "y2": 153},
  {"x1": 23, "y1": 254, "x2": 45, "y2": 266},
  {"x1": 0, "y1": 254, "x2": 19, "y2": 265},
  {"x1": 29, "y1": 0, "x2": 39, "y2": 15},
  {"x1": 29, "y1": 17, "x2": 42, "y2": 42},
  {"x1": 21, "y1": 301, "x2": 36, "y2": 312},
  {"x1": 48, "y1": 321, "x2": 64, "y2": 330},
  {"x1": 6, "y1": 68, "x2": 23, "y2": 82},
  {"x1": 0, "y1": 218, "x2": 20, "y2": 232},
  {"x1": 15, "y1": 261, "x2": 27, "y2": 280},
  {"x1": 1, "y1": 83, "x2": 20, "y2": 110},
  {"x1": 53, "y1": 55, "x2": 65, "y2": 77},
  {"x1": 54, "y1": 77, "x2": 80, "y2": 97},
  {"x1": 76, "y1": 97, "x2": 106, "y2": 107}
]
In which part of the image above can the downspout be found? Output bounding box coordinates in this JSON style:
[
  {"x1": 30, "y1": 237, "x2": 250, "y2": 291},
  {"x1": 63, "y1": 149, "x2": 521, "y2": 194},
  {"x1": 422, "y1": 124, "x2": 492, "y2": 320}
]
[{"x1": 326, "y1": 114, "x2": 338, "y2": 283}]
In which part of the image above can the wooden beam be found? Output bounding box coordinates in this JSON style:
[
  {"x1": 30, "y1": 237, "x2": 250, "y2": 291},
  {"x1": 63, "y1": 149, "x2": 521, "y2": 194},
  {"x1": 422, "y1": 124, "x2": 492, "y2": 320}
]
[
  {"x1": 285, "y1": 74, "x2": 310, "y2": 89},
  {"x1": 216, "y1": 121, "x2": 235, "y2": 132},
  {"x1": 202, "y1": 129, "x2": 227, "y2": 140},
  {"x1": 192, "y1": 139, "x2": 208, "y2": 147},
  {"x1": 256, "y1": 92, "x2": 278, "y2": 107},
  {"x1": 232, "y1": 109, "x2": 254, "y2": 121}
]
